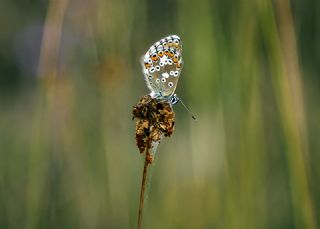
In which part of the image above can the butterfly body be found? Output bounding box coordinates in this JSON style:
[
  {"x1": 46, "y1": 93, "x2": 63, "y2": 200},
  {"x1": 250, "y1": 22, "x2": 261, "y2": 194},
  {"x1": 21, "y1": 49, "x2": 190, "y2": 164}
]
[{"x1": 141, "y1": 35, "x2": 183, "y2": 105}]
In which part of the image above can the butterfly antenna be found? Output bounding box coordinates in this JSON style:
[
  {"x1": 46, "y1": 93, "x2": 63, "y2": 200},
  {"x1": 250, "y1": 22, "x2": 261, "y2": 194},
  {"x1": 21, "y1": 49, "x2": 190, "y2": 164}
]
[{"x1": 178, "y1": 98, "x2": 197, "y2": 120}]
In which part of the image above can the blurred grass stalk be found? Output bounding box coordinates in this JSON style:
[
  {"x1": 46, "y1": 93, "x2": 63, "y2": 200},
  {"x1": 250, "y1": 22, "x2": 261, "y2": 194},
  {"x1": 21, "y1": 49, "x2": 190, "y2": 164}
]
[
  {"x1": 177, "y1": 0, "x2": 317, "y2": 228},
  {"x1": 27, "y1": 0, "x2": 69, "y2": 228},
  {"x1": 259, "y1": 0, "x2": 316, "y2": 228}
]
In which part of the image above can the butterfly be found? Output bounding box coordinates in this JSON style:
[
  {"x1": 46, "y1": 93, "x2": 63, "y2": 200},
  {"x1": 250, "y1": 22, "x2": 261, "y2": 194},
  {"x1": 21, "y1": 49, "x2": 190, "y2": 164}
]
[{"x1": 141, "y1": 35, "x2": 183, "y2": 105}]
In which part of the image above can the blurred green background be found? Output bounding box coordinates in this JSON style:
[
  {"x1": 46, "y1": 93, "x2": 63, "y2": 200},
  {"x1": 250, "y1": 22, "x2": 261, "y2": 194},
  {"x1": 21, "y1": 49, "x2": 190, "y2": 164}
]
[{"x1": 0, "y1": 0, "x2": 319, "y2": 228}]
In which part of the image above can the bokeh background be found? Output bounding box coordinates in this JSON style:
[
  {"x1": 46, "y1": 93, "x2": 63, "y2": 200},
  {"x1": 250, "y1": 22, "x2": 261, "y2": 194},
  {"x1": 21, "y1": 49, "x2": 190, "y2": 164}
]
[{"x1": 0, "y1": 0, "x2": 319, "y2": 228}]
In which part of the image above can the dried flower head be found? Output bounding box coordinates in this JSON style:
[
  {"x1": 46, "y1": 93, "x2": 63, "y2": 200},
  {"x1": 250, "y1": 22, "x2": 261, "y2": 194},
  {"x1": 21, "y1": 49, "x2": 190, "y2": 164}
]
[{"x1": 133, "y1": 95, "x2": 175, "y2": 163}]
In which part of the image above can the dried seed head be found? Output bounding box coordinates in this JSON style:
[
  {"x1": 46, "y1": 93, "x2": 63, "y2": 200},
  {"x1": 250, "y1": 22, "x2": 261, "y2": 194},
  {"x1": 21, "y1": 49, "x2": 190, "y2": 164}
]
[{"x1": 133, "y1": 95, "x2": 175, "y2": 162}]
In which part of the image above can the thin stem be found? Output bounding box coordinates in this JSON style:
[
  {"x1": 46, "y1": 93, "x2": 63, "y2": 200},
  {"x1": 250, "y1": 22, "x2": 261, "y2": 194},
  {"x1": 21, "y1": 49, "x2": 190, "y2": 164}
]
[{"x1": 137, "y1": 149, "x2": 150, "y2": 229}]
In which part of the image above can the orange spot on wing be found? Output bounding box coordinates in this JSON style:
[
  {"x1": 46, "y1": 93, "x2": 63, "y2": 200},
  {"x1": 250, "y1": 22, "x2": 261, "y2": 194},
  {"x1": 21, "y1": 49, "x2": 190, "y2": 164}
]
[
  {"x1": 151, "y1": 54, "x2": 158, "y2": 61},
  {"x1": 145, "y1": 63, "x2": 150, "y2": 68},
  {"x1": 158, "y1": 51, "x2": 164, "y2": 57}
]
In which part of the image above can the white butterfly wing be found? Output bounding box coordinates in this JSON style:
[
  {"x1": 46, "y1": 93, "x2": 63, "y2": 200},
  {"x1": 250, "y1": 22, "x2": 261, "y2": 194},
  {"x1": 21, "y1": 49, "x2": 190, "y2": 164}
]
[{"x1": 141, "y1": 35, "x2": 183, "y2": 98}]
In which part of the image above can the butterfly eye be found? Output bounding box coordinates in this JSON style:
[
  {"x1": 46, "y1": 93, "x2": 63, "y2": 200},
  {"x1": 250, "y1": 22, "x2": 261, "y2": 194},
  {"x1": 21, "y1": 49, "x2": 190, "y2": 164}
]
[
  {"x1": 167, "y1": 59, "x2": 173, "y2": 65},
  {"x1": 173, "y1": 71, "x2": 179, "y2": 77},
  {"x1": 164, "y1": 49, "x2": 169, "y2": 56},
  {"x1": 161, "y1": 78, "x2": 166, "y2": 82},
  {"x1": 168, "y1": 82, "x2": 174, "y2": 87},
  {"x1": 173, "y1": 39, "x2": 179, "y2": 46},
  {"x1": 159, "y1": 62, "x2": 164, "y2": 67},
  {"x1": 168, "y1": 40, "x2": 173, "y2": 46},
  {"x1": 162, "y1": 41, "x2": 168, "y2": 47},
  {"x1": 148, "y1": 75, "x2": 153, "y2": 79},
  {"x1": 155, "y1": 66, "x2": 160, "y2": 71},
  {"x1": 156, "y1": 79, "x2": 160, "y2": 83},
  {"x1": 170, "y1": 71, "x2": 174, "y2": 75},
  {"x1": 147, "y1": 58, "x2": 152, "y2": 64},
  {"x1": 169, "y1": 51, "x2": 174, "y2": 57}
]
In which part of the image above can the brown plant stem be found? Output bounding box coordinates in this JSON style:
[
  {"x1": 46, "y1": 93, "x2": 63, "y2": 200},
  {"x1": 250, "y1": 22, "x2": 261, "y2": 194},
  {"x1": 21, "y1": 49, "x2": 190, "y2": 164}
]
[
  {"x1": 133, "y1": 95, "x2": 175, "y2": 229},
  {"x1": 137, "y1": 149, "x2": 151, "y2": 229}
]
